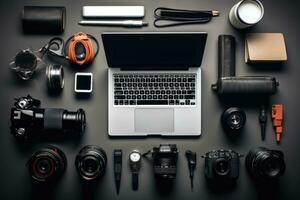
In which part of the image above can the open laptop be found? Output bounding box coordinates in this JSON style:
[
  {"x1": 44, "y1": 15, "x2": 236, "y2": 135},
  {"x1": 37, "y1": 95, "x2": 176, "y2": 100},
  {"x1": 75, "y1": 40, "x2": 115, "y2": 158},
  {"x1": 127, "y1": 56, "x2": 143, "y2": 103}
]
[{"x1": 102, "y1": 32, "x2": 207, "y2": 136}]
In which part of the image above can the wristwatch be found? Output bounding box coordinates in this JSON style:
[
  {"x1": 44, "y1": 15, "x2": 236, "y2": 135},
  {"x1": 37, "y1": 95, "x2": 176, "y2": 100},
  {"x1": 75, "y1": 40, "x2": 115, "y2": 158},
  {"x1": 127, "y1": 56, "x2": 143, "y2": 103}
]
[{"x1": 129, "y1": 150, "x2": 141, "y2": 190}]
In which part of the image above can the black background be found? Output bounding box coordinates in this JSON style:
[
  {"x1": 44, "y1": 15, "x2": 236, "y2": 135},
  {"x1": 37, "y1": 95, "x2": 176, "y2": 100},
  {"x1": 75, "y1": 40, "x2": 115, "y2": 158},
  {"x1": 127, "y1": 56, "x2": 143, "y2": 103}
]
[{"x1": 1, "y1": 0, "x2": 300, "y2": 200}]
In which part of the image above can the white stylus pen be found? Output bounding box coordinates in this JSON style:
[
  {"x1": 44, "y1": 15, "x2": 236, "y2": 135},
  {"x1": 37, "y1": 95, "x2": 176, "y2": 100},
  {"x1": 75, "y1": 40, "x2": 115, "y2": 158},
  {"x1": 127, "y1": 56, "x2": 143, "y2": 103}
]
[{"x1": 78, "y1": 20, "x2": 148, "y2": 27}]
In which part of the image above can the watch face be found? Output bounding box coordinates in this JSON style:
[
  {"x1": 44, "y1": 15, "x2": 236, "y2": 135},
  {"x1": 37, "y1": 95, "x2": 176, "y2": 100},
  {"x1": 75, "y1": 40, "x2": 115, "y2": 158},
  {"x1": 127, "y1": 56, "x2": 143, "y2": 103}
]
[{"x1": 130, "y1": 152, "x2": 141, "y2": 162}]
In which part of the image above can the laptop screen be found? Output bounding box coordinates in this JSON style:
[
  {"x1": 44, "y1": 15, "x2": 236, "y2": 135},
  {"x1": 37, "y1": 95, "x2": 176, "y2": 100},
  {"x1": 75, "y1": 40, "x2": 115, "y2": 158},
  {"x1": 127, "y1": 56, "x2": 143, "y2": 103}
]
[{"x1": 102, "y1": 32, "x2": 207, "y2": 69}]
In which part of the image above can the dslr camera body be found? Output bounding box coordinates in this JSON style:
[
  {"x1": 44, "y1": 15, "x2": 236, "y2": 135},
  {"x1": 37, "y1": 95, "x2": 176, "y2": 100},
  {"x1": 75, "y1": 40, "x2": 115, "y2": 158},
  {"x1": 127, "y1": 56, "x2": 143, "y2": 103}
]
[
  {"x1": 203, "y1": 149, "x2": 240, "y2": 181},
  {"x1": 152, "y1": 144, "x2": 178, "y2": 180}
]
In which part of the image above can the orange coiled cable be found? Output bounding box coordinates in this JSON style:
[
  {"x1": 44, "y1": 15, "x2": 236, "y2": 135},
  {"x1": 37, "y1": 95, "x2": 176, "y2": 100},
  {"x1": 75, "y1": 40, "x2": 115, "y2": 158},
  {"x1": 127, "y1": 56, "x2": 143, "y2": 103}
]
[{"x1": 67, "y1": 32, "x2": 95, "y2": 66}]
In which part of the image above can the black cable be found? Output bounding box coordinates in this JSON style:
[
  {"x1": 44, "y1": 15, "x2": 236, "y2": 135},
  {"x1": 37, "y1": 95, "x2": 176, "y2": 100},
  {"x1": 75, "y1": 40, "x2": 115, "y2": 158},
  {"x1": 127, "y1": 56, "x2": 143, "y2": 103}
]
[{"x1": 154, "y1": 7, "x2": 219, "y2": 27}]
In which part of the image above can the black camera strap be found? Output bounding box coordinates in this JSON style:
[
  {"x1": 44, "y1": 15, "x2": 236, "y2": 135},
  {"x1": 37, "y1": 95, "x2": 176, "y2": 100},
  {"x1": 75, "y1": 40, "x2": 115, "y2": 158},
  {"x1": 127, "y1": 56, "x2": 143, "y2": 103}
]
[
  {"x1": 141, "y1": 150, "x2": 151, "y2": 158},
  {"x1": 154, "y1": 7, "x2": 219, "y2": 27},
  {"x1": 185, "y1": 150, "x2": 197, "y2": 191}
]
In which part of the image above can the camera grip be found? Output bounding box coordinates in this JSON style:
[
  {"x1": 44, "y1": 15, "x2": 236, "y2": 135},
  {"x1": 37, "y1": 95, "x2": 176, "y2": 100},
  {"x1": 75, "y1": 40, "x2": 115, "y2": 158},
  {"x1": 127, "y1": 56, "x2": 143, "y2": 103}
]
[{"x1": 216, "y1": 77, "x2": 278, "y2": 94}]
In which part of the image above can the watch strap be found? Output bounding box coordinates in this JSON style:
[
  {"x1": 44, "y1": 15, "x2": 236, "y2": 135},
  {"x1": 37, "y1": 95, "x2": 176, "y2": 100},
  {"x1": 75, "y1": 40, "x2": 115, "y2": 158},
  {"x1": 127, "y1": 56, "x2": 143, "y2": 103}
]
[
  {"x1": 114, "y1": 149, "x2": 122, "y2": 194},
  {"x1": 132, "y1": 172, "x2": 139, "y2": 190}
]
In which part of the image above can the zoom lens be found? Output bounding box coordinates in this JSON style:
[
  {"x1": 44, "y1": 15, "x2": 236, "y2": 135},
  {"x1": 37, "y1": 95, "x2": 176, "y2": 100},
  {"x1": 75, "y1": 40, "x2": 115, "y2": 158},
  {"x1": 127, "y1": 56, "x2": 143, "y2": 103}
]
[
  {"x1": 27, "y1": 146, "x2": 67, "y2": 183},
  {"x1": 11, "y1": 107, "x2": 86, "y2": 140},
  {"x1": 246, "y1": 147, "x2": 285, "y2": 179},
  {"x1": 75, "y1": 145, "x2": 107, "y2": 181}
]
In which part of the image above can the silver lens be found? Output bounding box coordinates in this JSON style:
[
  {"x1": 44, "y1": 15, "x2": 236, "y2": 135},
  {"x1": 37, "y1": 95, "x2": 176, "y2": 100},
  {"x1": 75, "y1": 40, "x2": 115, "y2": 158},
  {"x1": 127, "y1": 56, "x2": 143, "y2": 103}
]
[{"x1": 46, "y1": 64, "x2": 64, "y2": 91}]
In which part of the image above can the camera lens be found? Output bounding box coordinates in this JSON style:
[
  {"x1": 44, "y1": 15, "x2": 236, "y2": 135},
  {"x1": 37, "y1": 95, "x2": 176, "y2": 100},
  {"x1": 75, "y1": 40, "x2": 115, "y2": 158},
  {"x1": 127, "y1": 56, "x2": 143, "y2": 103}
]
[
  {"x1": 214, "y1": 158, "x2": 230, "y2": 177},
  {"x1": 27, "y1": 146, "x2": 67, "y2": 183},
  {"x1": 36, "y1": 158, "x2": 52, "y2": 175},
  {"x1": 82, "y1": 157, "x2": 98, "y2": 172},
  {"x1": 262, "y1": 157, "x2": 282, "y2": 177},
  {"x1": 246, "y1": 147, "x2": 285, "y2": 179},
  {"x1": 222, "y1": 107, "x2": 246, "y2": 132},
  {"x1": 75, "y1": 145, "x2": 107, "y2": 181},
  {"x1": 61, "y1": 108, "x2": 86, "y2": 133},
  {"x1": 46, "y1": 64, "x2": 64, "y2": 91},
  {"x1": 11, "y1": 100, "x2": 86, "y2": 140}
]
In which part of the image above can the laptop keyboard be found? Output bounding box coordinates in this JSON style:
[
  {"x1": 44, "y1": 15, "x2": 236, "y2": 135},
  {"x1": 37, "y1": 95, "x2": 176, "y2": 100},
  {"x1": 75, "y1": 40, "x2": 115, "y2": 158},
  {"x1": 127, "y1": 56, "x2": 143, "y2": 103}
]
[{"x1": 113, "y1": 73, "x2": 197, "y2": 106}]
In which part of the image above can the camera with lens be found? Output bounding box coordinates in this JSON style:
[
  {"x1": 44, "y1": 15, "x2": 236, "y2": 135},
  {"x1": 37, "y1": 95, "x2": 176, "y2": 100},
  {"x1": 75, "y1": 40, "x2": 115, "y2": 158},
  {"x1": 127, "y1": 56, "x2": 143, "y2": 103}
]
[
  {"x1": 246, "y1": 147, "x2": 285, "y2": 180},
  {"x1": 75, "y1": 145, "x2": 107, "y2": 181},
  {"x1": 27, "y1": 146, "x2": 67, "y2": 183},
  {"x1": 10, "y1": 95, "x2": 86, "y2": 140},
  {"x1": 149, "y1": 144, "x2": 178, "y2": 180},
  {"x1": 203, "y1": 149, "x2": 241, "y2": 182}
]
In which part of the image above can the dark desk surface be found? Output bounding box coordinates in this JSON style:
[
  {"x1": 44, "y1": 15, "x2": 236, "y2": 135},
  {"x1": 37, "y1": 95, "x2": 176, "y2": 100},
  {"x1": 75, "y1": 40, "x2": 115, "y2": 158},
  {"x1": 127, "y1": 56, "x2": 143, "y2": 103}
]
[{"x1": 1, "y1": 0, "x2": 300, "y2": 199}]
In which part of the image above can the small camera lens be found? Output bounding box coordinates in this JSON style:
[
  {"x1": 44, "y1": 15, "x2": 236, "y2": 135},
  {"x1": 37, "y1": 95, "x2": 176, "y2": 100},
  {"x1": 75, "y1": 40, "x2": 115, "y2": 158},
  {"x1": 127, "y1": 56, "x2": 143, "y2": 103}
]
[
  {"x1": 46, "y1": 64, "x2": 64, "y2": 91},
  {"x1": 75, "y1": 145, "x2": 107, "y2": 181},
  {"x1": 214, "y1": 158, "x2": 230, "y2": 176},
  {"x1": 27, "y1": 146, "x2": 67, "y2": 183},
  {"x1": 222, "y1": 107, "x2": 246, "y2": 132}
]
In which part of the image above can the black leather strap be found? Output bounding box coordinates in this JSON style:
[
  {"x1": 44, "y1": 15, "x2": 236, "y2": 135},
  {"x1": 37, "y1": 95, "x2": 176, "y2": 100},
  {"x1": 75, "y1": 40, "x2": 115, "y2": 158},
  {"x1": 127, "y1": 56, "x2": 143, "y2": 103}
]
[
  {"x1": 154, "y1": 7, "x2": 214, "y2": 27},
  {"x1": 114, "y1": 149, "x2": 122, "y2": 194},
  {"x1": 132, "y1": 172, "x2": 139, "y2": 190}
]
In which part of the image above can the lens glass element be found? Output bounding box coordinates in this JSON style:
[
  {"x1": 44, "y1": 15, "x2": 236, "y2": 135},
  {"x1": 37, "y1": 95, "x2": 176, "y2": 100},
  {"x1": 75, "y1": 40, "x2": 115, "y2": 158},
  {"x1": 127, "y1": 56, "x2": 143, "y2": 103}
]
[
  {"x1": 262, "y1": 157, "x2": 282, "y2": 178},
  {"x1": 214, "y1": 158, "x2": 230, "y2": 176},
  {"x1": 75, "y1": 146, "x2": 107, "y2": 181},
  {"x1": 82, "y1": 156, "x2": 100, "y2": 175},
  {"x1": 36, "y1": 158, "x2": 52, "y2": 175}
]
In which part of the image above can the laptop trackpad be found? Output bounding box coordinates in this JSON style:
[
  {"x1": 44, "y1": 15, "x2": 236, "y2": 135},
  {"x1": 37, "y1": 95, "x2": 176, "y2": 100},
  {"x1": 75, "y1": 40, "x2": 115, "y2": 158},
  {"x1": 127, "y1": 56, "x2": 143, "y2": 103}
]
[{"x1": 135, "y1": 109, "x2": 174, "y2": 133}]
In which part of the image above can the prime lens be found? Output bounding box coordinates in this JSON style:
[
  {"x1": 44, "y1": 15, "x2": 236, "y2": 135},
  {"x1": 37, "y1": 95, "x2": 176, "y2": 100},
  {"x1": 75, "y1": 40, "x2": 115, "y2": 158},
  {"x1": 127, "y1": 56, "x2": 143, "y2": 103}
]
[
  {"x1": 75, "y1": 145, "x2": 107, "y2": 181},
  {"x1": 27, "y1": 146, "x2": 67, "y2": 183},
  {"x1": 246, "y1": 147, "x2": 285, "y2": 179}
]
